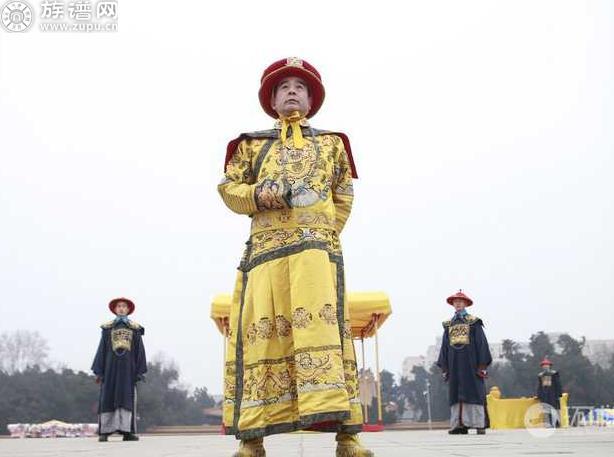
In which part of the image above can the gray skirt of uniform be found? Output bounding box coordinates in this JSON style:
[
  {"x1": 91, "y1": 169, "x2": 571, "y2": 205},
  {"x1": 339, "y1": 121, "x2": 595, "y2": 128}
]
[{"x1": 450, "y1": 402, "x2": 485, "y2": 429}]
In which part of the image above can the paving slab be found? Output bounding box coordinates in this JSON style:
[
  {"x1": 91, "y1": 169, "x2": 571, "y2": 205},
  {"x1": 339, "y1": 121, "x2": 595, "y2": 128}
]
[{"x1": 1, "y1": 428, "x2": 613, "y2": 457}]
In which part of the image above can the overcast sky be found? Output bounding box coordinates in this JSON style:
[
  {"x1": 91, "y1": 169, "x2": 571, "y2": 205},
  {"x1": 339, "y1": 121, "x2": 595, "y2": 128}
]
[{"x1": 0, "y1": 0, "x2": 612, "y2": 394}]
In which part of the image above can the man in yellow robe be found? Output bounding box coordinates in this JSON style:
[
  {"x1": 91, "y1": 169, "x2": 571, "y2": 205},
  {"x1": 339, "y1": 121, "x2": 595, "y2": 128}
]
[{"x1": 218, "y1": 57, "x2": 374, "y2": 457}]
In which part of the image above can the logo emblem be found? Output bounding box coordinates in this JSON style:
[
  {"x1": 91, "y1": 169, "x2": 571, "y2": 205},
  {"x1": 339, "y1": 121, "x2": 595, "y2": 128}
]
[
  {"x1": 524, "y1": 402, "x2": 560, "y2": 438},
  {"x1": 1, "y1": 1, "x2": 33, "y2": 32}
]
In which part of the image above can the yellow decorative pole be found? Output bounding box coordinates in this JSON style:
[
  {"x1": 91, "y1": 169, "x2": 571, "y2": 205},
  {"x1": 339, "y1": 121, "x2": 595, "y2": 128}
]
[
  {"x1": 361, "y1": 336, "x2": 368, "y2": 423},
  {"x1": 374, "y1": 314, "x2": 383, "y2": 424},
  {"x1": 223, "y1": 318, "x2": 229, "y2": 384}
]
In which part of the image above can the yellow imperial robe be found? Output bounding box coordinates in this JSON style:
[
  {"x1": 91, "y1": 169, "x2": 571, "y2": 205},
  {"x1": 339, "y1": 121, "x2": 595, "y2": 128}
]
[{"x1": 218, "y1": 124, "x2": 363, "y2": 439}]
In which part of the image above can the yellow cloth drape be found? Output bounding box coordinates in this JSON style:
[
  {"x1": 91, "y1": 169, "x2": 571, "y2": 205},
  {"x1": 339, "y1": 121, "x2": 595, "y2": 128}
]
[{"x1": 487, "y1": 387, "x2": 569, "y2": 428}]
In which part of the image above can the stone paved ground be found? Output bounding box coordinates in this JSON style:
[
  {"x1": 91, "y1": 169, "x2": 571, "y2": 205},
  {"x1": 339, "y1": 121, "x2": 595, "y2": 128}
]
[{"x1": 2, "y1": 428, "x2": 613, "y2": 456}]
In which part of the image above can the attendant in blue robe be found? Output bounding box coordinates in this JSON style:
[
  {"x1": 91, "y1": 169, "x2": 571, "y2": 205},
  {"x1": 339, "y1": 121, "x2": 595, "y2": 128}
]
[
  {"x1": 437, "y1": 290, "x2": 492, "y2": 435},
  {"x1": 536, "y1": 357, "x2": 562, "y2": 427},
  {"x1": 92, "y1": 297, "x2": 147, "y2": 442}
]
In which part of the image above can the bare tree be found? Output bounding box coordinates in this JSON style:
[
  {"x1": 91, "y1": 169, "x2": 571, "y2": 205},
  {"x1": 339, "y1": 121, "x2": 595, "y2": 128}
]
[{"x1": 0, "y1": 330, "x2": 49, "y2": 374}]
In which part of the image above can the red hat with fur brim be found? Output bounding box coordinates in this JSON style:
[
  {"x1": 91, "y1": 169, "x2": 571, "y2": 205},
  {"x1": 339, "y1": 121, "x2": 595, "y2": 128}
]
[{"x1": 258, "y1": 57, "x2": 325, "y2": 119}]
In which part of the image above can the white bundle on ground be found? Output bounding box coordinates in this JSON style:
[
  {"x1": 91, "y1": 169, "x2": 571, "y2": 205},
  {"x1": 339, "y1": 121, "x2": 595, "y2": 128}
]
[{"x1": 7, "y1": 421, "x2": 98, "y2": 438}]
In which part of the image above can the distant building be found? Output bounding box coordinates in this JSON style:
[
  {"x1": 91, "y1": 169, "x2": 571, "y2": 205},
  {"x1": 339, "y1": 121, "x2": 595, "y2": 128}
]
[
  {"x1": 401, "y1": 356, "x2": 426, "y2": 380},
  {"x1": 583, "y1": 340, "x2": 614, "y2": 368}
]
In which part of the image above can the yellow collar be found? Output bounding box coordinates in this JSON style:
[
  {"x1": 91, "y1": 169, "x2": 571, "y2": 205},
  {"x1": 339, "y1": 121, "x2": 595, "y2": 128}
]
[{"x1": 275, "y1": 112, "x2": 309, "y2": 149}]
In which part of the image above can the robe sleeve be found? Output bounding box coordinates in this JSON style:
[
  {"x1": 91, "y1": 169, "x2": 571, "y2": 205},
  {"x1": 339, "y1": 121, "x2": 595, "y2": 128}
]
[
  {"x1": 473, "y1": 323, "x2": 493, "y2": 368},
  {"x1": 133, "y1": 329, "x2": 147, "y2": 379},
  {"x1": 91, "y1": 329, "x2": 106, "y2": 377},
  {"x1": 436, "y1": 328, "x2": 449, "y2": 372},
  {"x1": 553, "y1": 372, "x2": 562, "y2": 399},
  {"x1": 218, "y1": 140, "x2": 258, "y2": 215},
  {"x1": 332, "y1": 136, "x2": 355, "y2": 234}
]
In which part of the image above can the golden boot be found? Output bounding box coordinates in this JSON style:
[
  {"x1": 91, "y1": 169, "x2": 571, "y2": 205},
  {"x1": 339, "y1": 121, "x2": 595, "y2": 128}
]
[
  {"x1": 231, "y1": 437, "x2": 266, "y2": 457},
  {"x1": 335, "y1": 433, "x2": 375, "y2": 457}
]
